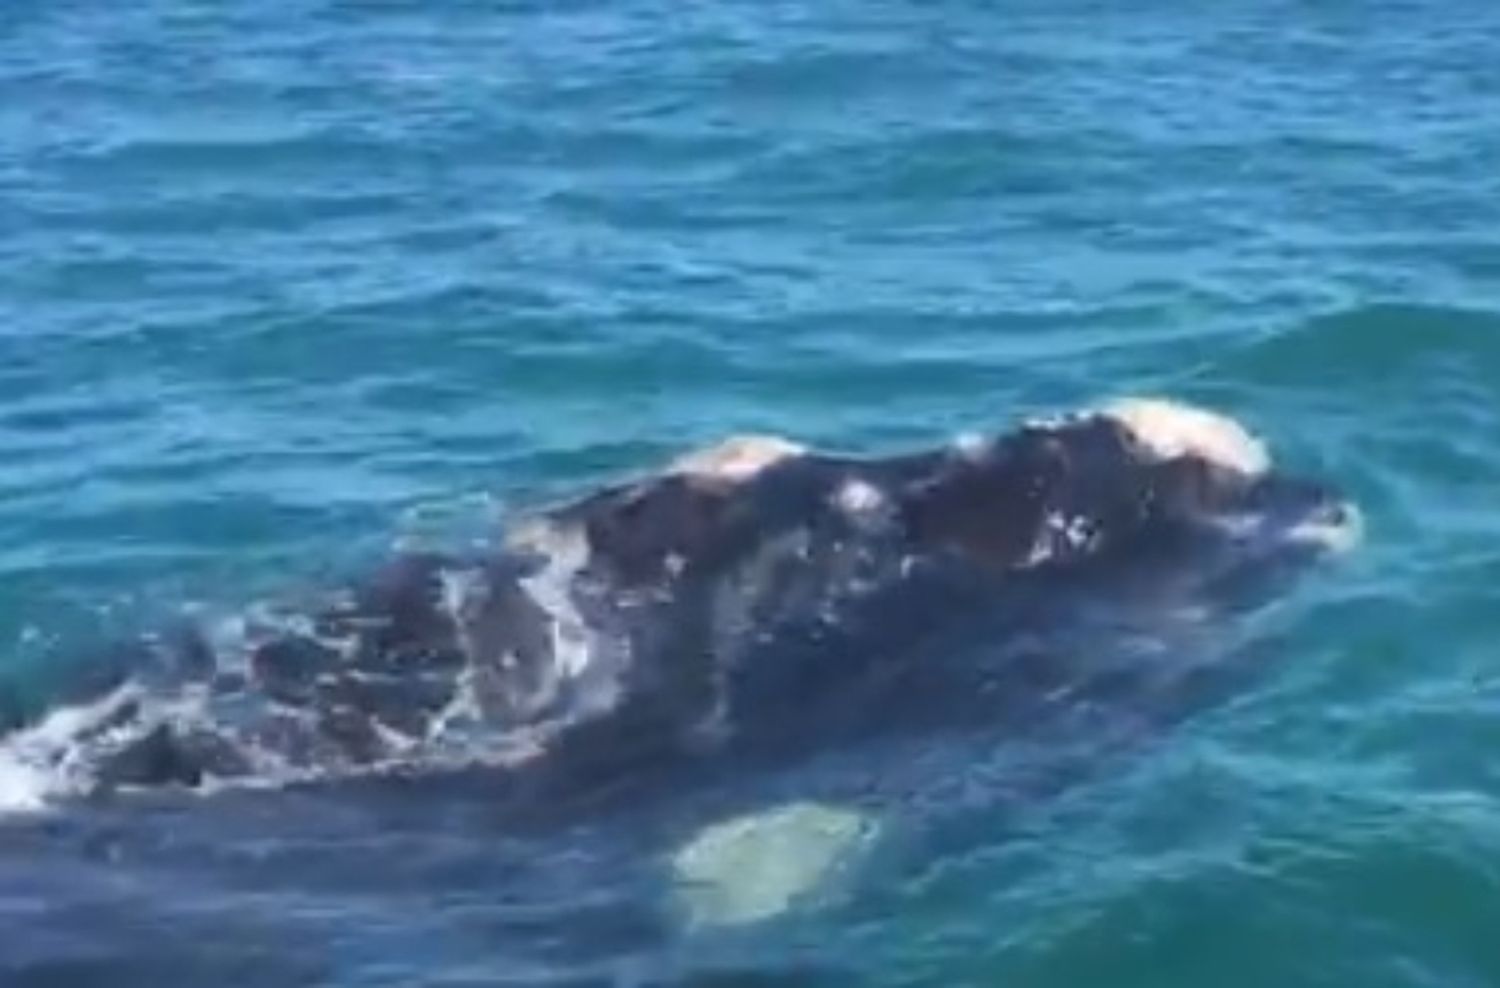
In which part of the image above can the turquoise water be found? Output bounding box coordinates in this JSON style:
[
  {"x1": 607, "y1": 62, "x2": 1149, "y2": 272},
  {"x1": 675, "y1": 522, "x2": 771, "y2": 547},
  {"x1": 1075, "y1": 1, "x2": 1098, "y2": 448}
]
[{"x1": 4, "y1": 0, "x2": 1500, "y2": 983}]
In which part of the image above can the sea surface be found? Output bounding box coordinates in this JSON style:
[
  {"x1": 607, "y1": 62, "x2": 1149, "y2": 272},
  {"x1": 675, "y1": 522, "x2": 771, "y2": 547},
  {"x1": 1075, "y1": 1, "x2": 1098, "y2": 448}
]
[{"x1": 3, "y1": 0, "x2": 1500, "y2": 984}]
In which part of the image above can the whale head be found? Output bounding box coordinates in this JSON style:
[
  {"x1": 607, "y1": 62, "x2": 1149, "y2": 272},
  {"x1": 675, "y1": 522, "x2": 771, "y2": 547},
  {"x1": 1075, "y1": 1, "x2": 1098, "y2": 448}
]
[{"x1": 1101, "y1": 397, "x2": 1360, "y2": 561}]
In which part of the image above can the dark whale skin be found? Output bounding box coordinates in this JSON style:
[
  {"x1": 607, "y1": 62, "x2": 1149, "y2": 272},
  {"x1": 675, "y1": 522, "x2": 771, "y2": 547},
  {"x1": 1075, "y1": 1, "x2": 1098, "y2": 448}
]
[{"x1": 29, "y1": 404, "x2": 1350, "y2": 800}]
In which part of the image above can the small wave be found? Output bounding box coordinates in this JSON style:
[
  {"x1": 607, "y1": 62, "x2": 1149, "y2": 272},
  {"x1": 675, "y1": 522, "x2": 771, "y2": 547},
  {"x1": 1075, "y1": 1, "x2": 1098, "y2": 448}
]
[{"x1": 1220, "y1": 304, "x2": 1500, "y2": 387}]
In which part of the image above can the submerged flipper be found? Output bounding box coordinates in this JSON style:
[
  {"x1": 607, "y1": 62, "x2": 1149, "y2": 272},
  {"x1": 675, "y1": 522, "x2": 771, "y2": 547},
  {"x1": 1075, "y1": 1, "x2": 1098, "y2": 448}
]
[{"x1": 669, "y1": 801, "x2": 880, "y2": 928}]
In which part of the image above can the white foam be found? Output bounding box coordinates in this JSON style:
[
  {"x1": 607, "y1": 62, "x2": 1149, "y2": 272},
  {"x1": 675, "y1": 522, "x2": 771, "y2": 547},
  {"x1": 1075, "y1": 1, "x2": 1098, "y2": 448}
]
[
  {"x1": 1024, "y1": 510, "x2": 1101, "y2": 567},
  {"x1": 0, "y1": 685, "x2": 144, "y2": 814},
  {"x1": 507, "y1": 519, "x2": 602, "y2": 683},
  {"x1": 437, "y1": 562, "x2": 490, "y2": 672},
  {"x1": 0, "y1": 751, "x2": 49, "y2": 814},
  {"x1": 1102, "y1": 397, "x2": 1271, "y2": 477}
]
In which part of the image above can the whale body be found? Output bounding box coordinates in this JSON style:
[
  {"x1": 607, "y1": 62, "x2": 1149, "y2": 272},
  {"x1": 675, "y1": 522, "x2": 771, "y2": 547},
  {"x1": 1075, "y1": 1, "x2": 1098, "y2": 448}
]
[{"x1": 0, "y1": 398, "x2": 1357, "y2": 813}]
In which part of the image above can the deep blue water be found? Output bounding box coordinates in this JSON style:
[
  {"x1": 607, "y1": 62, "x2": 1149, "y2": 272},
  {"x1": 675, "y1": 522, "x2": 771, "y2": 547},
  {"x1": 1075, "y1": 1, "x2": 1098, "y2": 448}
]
[{"x1": 4, "y1": 0, "x2": 1500, "y2": 984}]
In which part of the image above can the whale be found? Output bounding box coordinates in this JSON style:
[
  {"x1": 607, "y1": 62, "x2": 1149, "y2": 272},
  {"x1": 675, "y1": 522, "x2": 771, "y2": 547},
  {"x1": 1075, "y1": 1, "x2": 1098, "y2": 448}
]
[
  {"x1": 1, "y1": 398, "x2": 1357, "y2": 797},
  {"x1": 0, "y1": 398, "x2": 1357, "y2": 926}
]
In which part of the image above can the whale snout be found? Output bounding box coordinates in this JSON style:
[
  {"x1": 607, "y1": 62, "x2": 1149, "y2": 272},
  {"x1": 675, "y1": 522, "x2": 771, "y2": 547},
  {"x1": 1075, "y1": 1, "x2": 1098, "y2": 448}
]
[
  {"x1": 1098, "y1": 397, "x2": 1359, "y2": 558},
  {"x1": 1243, "y1": 473, "x2": 1362, "y2": 553},
  {"x1": 1193, "y1": 471, "x2": 1362, "y2": 558}
]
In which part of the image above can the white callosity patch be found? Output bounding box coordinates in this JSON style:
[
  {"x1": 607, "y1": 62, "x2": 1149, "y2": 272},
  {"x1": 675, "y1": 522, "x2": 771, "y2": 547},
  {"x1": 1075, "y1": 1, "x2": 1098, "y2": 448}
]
[
  {"x1": 669, "y1": 801, "x2": 880, "y2": 928},
  {"x1": 833, "y1": 477, "x2": 883, "y2": 515},
  {"x1": 1025, "y1": 509, "x2": 1101, "y2": 566},
  {"x1": 670, "y1": 435, "x2": 806, "y2": 484},
  {"x1": 1286, "y1": 500, "x2": 1365, "y2": 554},
  {"x1": 831, "y1": 477, "x2": 888, "y2": 528},
  {"x1": 950, "y1": 431, "x2": 992, "y2": 461},
  {"x1": 1102, "y1": 397, "x2": 1271, "y2": 477},
  {"x1": 1021, "y1": 408, "x2": 1093, "y2": 432}
]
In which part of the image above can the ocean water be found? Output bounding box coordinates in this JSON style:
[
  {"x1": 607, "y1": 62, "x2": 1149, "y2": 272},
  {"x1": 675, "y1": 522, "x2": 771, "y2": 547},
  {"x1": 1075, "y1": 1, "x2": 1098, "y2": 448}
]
[{"x1": 3, "y1": 0, "x2": 1500, "y2": 984}]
